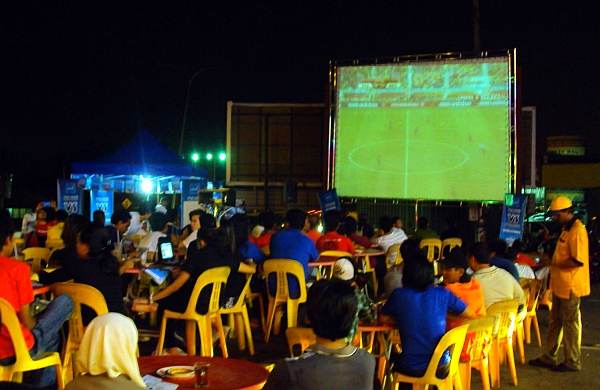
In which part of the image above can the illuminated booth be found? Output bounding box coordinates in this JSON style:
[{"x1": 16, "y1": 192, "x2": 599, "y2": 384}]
[{"x1": 63, "y1": 129, "x2": 207, "y2": 224}]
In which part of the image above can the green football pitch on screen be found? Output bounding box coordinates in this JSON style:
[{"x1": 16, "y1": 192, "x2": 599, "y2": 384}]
[{"x1": 334, "y1": 57, "x2": 511, "y2": 201}]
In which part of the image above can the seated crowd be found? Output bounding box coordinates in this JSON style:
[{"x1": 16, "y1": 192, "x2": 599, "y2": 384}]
[{"x1": 1, "y1": 203, "x2": 534, "y2": 389}]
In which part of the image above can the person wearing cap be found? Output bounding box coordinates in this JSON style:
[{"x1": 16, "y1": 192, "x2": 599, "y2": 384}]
[
  {"x1": 530, "y1": 196, "x2": 590, "y2": 372},
  {"x1": 333, "y1": 258, "x2": 376, "y2": 325},
  {"x1": 442, "y1": 247, "x2": 486, "y2": 329}
]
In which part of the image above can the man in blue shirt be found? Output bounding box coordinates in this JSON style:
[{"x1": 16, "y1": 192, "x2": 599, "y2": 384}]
[
  {"x1": 488, "y1": 239, "x2": 520, "y2": 281},
  {"x1": 269, "y1": 209, "x2": 319, "y2": 297},
  {"x1": 380, "y1": 254, "x2": 475, "y2": 376}
]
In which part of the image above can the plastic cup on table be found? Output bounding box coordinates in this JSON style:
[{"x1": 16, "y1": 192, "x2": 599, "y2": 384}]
[{"x1": 193, "y1": 362, "x2": 210, "y2": 387}]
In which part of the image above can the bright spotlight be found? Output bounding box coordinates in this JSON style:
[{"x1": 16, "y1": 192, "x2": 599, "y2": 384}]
[{"x1": 141, "y1": 178, "x2": 153, "y2": 194}]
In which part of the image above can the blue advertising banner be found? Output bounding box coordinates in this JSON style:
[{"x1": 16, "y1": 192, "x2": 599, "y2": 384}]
[
  {"x1": 181, "y1": 179, "x2": 206, "y2": 201},
  {"x1": 318, "y1": 188, "x2": 341, "y2": 212},
  {"x1": 499, "y1": 194, "x2": 527, "y2": 245},
  {"x1": 90, "y1": 190, "x2": 114, "y2": 222},
  {"x1": 57, "y1": 179, "x2": 83, "y2": 215}
]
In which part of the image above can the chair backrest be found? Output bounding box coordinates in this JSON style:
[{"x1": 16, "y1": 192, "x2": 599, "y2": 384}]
[
  {"x1": 520, "y1": 279, "x2": 541, "y2": 312},
  {"x1": 385, "y1": 244, "x2": 402, "y2": 268},
  {"x1": 285, "y1": 327, "x2": 316, "y2": 357},
  {"x1": 220, "y1": 273, "x2": 253, "y2": 313},
  {"x1": 50, "y1": 283, "x2": 109, "y2": 345},
  {"x1": 464, "y1": 316, "x2": 496, "y2": 362},
  {"x1": 184, "y1": 266, "x2": 231, "y2": 316},
  {"x1": 419, "y1": 239, "x2": 442, "y2": 262},
  {"x1": 22, "y1": 247, "x2": 51, "y2": 274},
  {"x1": 421, "y1": 324, "x2": 469, "y2": 381},
  {"x1": 486, "y1": 299, "x2": 519, "y2": 339},
  {"x1": 441, "y1": 238, "x2": 462, "y2": 259},
  {"x1": 0, "y1": 298, "x2": 33, "y2": 365},
  {"x1": 45, "y1": 239, "x2": 65, "y2": 251},
  {"x1": 263, "y1": 259, "x2": 307, "y2": 303},
  {"x1": 318, "y1": 250, "x2": 353, "y2": 260}
]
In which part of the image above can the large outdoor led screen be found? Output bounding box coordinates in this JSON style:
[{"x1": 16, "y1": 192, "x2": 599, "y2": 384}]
[{"x1": 333, "y1": 57, "x2": 511, "y2": 201}]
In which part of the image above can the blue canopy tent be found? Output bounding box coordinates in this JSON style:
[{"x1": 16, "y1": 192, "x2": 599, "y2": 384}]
[{"x1": 72, "y1": 129, "x2": 206, "y2": 178}]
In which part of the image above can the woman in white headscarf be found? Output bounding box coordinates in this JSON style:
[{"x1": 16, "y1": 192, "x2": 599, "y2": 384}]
[{"x1": 65, "y1": 313, "x2": 145, "y2": 389}]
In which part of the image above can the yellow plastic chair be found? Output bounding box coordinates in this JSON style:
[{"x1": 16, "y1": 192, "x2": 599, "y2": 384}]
[
  {"x1": 486, "y1": 299, "x2": 519, "y2": 388},
  {"x1": 357, "y1": 253, "x2": 379, "y2": 296},
  {"x1": 391, "y1": 324, "x2": 469, "y2": 390},
  {"x1": 155, "y1": 266, "x2": 231, "y2": 357},
  {"x1": 420, "y1": 238, "x2": 442, "y2": 276},
  {"x1": 316, "y1": 250, "x2": 353, "y2": 279},
  {"x1": 285, "y1": 327, "x2": 316, "y2": 357},
  {"x1": 50, "y1": 282, "x2": 109, "y2": 383},
  {"x1": 221, "y1": 274, "x2": 255, "y2": 356},
  {"x1": 385, "y1": 244, "x2": 402, "y2": 269},
  {"x1": 22, "y1": 247, "x2": 51, "y2": 274},
  {"x1": 0, "y1": 298, "x2": 64, "y2": 389},
  {"x1": 263, "y1": 259, "x2": 307, "y2": 343},
  {"x1": 522, "y1": 279, "x2": 542, "y2": 347},
  {"x1": 459, "y1": 316, "x2": 496, "y2": 390},
  {"x1": 419, "y1": 238, "x2": 442, "y2": 262},
  {"x1": 441, "y1": 238, "x2": 462, "y2": 259},
  {"x1": 45, "y1": 239, "x2": 65, "y2": 252}
]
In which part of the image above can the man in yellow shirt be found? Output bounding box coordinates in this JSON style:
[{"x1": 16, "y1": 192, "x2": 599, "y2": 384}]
[{"x1": 530, "y1": 196, "x2": 590, "y2": 372}]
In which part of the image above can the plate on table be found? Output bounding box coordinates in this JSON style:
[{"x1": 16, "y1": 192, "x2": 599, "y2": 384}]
[{"x1": 156, "y1": 365, "x2": 195, "y2": 378}]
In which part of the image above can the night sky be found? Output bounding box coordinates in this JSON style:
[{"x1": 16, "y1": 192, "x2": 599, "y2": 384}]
[{"x1": 1, "y1": 2, "x2": 598, "y2": 205}]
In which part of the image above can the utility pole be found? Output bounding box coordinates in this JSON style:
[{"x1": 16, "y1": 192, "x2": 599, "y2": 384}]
[{"x1": 473, "y1": 0, "x2": 481, "y2": 52}]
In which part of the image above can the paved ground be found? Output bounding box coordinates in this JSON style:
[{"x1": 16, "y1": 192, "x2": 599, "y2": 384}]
[{"x1": 140, "y1": 284, "x2": 600, "y2": 389}]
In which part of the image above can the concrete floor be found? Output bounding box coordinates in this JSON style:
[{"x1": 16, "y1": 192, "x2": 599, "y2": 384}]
[{"x1": 140, "y1": 284, "x2": 600, "y2": 389}]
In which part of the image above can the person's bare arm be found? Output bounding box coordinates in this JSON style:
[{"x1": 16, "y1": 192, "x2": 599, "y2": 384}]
[
  {"x1": 118, "y1": 259, "x2": 134, "y2": 275},
  {"x1": 152, "y1": 271, "x2": 190, "y2": 301},
  {"x1": 238, "y1": 262, "x2": 257, "y2": 274},
  {"x1": 18, "y1": 304, "x2": 36, "y2": 330}
]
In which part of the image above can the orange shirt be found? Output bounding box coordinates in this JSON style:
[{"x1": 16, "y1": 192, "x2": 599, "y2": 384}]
[
  {"x1": 550, "y1": 219, "x2": 590, "y2": 299},
  {"x1": 445, "y1": 279, "x2": 486, "y2": 329},
  {"x1": 316, "y1": 231, "x2": 355, "y2": 253},
  {"x1": 0, "y1": 256, "x2": 35, "y2": 359}
]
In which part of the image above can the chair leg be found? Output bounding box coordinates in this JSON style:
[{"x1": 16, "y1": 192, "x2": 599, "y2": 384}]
[
  {"x1": 273, "y1": 307, "x2": 284, "y2": 336},
  {"x1": 453, "y1": 371, "x2": 464, "y2": 390},
  {"x1": 524, "y1": 317, "x2": 532, "y2": 344},
  {"x1": 532, "y1": 314, "x2": 542, "y2": 347},
  {"x1": 55, "y1": 362, "x2": 64, "y2": 390},
  {"x1": 459, "y1": 362, "x2": 471, "y2": 390},
  {"x1": 242, "y1": 306, "x2": 255, "y2": 356},
  {"x1": 287, "y1": 301, "x2": 299, "y2": 328},
  {"x1": 257, "y1": 294, "x2": 266, "y2": 335},
  {"x1": 516, "y1": 324, "x2": 525, "y2": 364},
  {"x1": 489, "y1": 339, "x2": 500, "y2": 388},
  {"x1": 480, "y1": 357, "x2": 491, "y2": 390},
  {"x1": 155, "y1": 316, "x2": 168, "y2": 355},
  {"x1": 264, "y1": 300, "x2": 277, "y2": 343},
  {"x1": 185, "y1": 320, "x2": 196, "y2": 356},
  {"x1": 235, "y1": 313, "x2": 246, "y2": 351},
  {"x1": 215, "y1": 314, "x2": 229, "y2": 358},
  {"x1": 505, "y1": 340, "x2": 518, "y2": 386},
  {"x1": 196, "y1": 318, "x2": 209, "y2": 357}
]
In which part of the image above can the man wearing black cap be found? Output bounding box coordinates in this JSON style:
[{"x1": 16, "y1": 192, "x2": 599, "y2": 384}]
[{"x1": 442, "y1": 247, "x2": 486, "y2": 329}]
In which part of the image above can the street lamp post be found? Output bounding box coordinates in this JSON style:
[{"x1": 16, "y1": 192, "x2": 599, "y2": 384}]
[{"x1": 178, "y1": 67, "x2": 220, "y2": 157}]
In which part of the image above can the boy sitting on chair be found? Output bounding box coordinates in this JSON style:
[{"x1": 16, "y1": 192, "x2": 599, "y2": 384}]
[{"x1": 264, "y1": 279, "x2": 375, "y2": 390}]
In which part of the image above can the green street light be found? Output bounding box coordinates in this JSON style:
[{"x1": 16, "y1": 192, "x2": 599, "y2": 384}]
[
  {"x1": 206, "y1": 152, "x2": 213, "y2": 161},
  {"x1": 218, "y1": 152, "x2": 226, "y2": 162},
  {"x1": 191, "y1": 152, "x2": 200, "y2": 162}
]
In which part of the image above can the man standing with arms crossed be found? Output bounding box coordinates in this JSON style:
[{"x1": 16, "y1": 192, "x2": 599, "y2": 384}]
[{"x1": 530, "y1": 196, "x2": 590, "y2": 372}]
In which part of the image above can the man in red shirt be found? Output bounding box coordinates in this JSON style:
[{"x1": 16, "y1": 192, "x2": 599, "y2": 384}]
[
  {"x1": 316, "y1": 211, "x2": 355, "y2": 253},
  {"x1": 0, "y1": 215, "x2": 73, "y2": 387}
]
